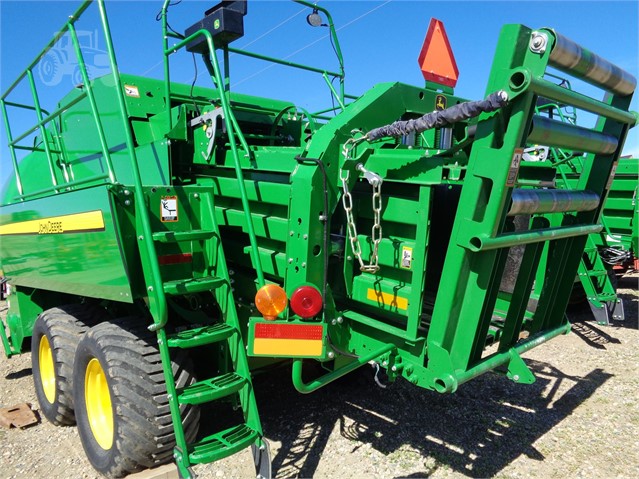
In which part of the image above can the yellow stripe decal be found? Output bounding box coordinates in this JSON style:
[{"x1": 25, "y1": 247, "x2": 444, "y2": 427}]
[
  {"x1": 367, "y1": 288, "x2": 409, "y2": 311},
  {"x1": 253, "y1": 338, "x2": 323, "y2": 357},
  {"x1": 0, "y1": 210, "x2": 105, "y2": 236}
]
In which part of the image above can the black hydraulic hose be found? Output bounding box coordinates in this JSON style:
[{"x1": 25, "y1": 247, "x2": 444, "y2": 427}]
[{"x1": 365, "y1": 90, "x2": 509, "y2": 142}]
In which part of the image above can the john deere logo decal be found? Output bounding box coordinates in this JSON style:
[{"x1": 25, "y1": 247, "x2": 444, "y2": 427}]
[
  {"x1": 0, "y1": 210, "x2": 105, "y2": 236},
  {"x1": 435, "y1": 95, "x2": 447, "y2": 110}
]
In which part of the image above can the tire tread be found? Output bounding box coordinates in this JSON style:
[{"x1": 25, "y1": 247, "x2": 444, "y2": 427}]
[
  {"x1": 32, "y1": 304, "x2": 106, "y2": 425},
  {"x1": 74, "y1": 318, "x2": 199, "y2": 477}
]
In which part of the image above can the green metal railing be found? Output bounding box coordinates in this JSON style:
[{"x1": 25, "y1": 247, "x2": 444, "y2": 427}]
[
  {"x1": 1, "y1": 0, "x2": 169, "y2": 335},
  {"x1": 159, "y1": 0, "x2": 350, "y2": 288},
  {"x1": 161, "y1": 2, "x2": 266, "y2": 289},
  {"x1": 0, "y1": 1, "x2": 117, "y2": 200},
  {"x1": 232, "y1": 0, "x2": 348, "y2": 110}
]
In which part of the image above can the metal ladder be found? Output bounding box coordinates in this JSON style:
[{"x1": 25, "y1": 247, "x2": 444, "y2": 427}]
[
  {"x1": 555, "y1": 154, "x2": 624, "y2": 324},
  {"x1": 148, "y1": 190, "x2": 269, "y2": 478},
  {"x1": 0, "y1": 0, "x2": 269, "y2": 474},
  {"x1": 153, "y1": 3, "x2": 274, "y2": 475},
  {"x1": 578, "y1": 235, "x2": 624, "y2": 324}
]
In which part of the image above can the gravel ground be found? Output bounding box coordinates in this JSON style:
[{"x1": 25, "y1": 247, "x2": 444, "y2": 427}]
[{"x1": 1, "y1": 274, "x2": 637, "y2": 479}]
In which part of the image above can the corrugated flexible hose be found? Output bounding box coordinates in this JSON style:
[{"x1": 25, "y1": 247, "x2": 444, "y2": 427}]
[{"x1": 365, "y1": 90, "x2": 509, "y2": 142}]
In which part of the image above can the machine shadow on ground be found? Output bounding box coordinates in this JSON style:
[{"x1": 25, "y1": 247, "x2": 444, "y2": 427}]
[
  {"x1": 219, "y1": 354, "x2": 612, "y2": 479},
  {"x1": 616, "y1": 275, "x2": 639, "y2": 330}
]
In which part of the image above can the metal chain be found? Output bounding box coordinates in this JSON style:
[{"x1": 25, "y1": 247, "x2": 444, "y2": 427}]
[
  {"x1": 368, "y1": 180, "x2": 383, "y2": 273},
  {"x1": 340, "y1": 140, "x2": 383, "y2": 274},
  {"x1": 340, "y1": 170, "x2": 365, "y2": 271}
]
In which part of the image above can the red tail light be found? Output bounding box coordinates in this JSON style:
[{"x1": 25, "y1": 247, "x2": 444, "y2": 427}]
[{"x1": 290, "y1": 285, "x2": 323, "y2": 319}]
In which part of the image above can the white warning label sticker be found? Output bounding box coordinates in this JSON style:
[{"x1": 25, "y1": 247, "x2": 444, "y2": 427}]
[
  {"x1": 401, "y1": 246, "x2": 413, "y2": 269},
  {"x1": 506, "y1": 148, "x2": 523, "y2": 187},
  {"x1": 124, "y1": 84, "x2": 140, "y2": 98},
  {"x1": 161, "y1": 196, "x2": 178, "y2": 222}
]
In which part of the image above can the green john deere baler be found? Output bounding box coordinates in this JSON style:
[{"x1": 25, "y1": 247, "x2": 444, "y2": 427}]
[{"x1": 0, "y1": 1, "x2": 636, "y2": 477}]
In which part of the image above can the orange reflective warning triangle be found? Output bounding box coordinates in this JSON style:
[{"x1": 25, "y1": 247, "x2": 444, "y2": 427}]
[{"x1": 418, "y1": 18, "x2": 459, "y2": 88}]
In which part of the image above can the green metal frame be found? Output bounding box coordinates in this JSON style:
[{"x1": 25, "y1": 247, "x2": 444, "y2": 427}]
[
  {"x1": 425, "y1": 25, "x2": 634, "y2": 391},
  {"x1": 161, "y1": 6, "x2": 265, "y2": 290}
]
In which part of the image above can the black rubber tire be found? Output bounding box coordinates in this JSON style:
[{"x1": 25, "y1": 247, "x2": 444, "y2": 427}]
[
  {"x1": 31, "y1": 304, "x2": 106, "y2": 426},
  {"x1": 73, "y1": 318, "x2": 199, "y2": 478}
]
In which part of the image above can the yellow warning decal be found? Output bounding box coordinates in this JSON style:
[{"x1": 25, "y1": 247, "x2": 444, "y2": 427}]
[
  {"x1": 251, "y1": 323, "x2": 324, "y2": 357},
  {"x1": 0, "y1": 210, "x2": 105, "y2": 236},
  {"x1": 253, "y1": 338, "x2": 323, "y2": 357},
  {"x1": 367, "y1": 288, "x2": 408, "y2": 311}
]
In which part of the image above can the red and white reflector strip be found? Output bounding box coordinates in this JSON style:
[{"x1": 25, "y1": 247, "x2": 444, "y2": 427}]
[{"x1": 251, "y1": 323, "x2": 324, "y2": 357}]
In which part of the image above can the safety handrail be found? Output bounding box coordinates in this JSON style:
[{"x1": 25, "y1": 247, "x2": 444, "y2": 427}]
[
  {"x1": 161, "y1": 1, "x2": 266, "y2": 289},
  {"x1": 1, "y1": 0, "x2": 168, "y2": 337},
  {"x1": 0, "y1": 0, "x2": 117, "y2": 200},
  {"x1": 226, "y1": 46, "x2": 342, "y2": 78},
  {"x1": 8, "y1": 92, "x2": 88, "y2": 147},
  {"x1": 293, "y1": 0, "x2": 345, "y2": 105},
  {"x1": 1, "y1": 1, "x2": 92, "y2": 99}
]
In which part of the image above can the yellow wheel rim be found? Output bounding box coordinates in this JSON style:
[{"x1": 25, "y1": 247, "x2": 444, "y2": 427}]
[
  {"x1": 85, "y1": 358, "x2": 114, "y2": 450},
  {"x1": 38, "y1": 336, "x2": 56, "y2": 404}
]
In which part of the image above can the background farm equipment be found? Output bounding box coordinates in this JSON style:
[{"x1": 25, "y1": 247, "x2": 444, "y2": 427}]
[{"x1": 530, "y1": 82, "x2": 637, "y2": 323}]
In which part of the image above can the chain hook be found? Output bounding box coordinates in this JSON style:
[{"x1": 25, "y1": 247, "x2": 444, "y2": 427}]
[{"x1": 340, "y1": 140, "x2": 383, "y2": 275}]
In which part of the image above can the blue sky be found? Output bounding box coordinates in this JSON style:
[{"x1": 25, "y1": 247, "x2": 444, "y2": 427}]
[{"x1": 1, "y1": 0, "x2": 638, "y2": 191}]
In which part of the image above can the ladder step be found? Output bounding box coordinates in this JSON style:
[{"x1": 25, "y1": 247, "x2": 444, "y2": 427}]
[
  {"x1": 163, "y1": 276, "x2": 226, "y2": 295},
  {"x1": 167, "y1": 323, "x2": 236, "y2": 348},
  {"x1": 153, "y1": 229, "x2": 216, "y2": 243},
  {"x1": 178, "y1": 372, "x2": 247, "y2": 405},
  {"x1": 595, "y1": 293, "x2": 617, "y2": 302},
  {"x1": 188, "y1": 424, "x2": 259, "y2": 465},
  {"x1": 587, "y1": 270, "x2": 608, "y2": 278}
]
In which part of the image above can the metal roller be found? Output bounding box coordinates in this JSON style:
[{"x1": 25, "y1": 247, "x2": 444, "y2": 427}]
[
  {"x1": 528, "y1": 116, "x2": 618, "y2": 155},
  {"x1": 508, "y1": 189, "x2": 600, "y2": 216},
  {"x1": 548, "y1": 31, "x2": 636, "y2": 96}
]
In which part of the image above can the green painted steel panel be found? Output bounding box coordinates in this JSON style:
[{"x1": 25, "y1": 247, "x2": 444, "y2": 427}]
[
  {"x1": 215, "y1": 204, "x2": 289, "y2": 240},
  {"x1": 211, "y1": 175, "x2": 291, "y2": 205},
  {"x1": 0, "y1": 185, "x2": 132, "y2": 301}
]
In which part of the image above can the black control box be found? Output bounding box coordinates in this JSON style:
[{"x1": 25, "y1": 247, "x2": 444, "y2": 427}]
[{"x1": 185, "y1": 1, "x2": 247, "y2": 53}]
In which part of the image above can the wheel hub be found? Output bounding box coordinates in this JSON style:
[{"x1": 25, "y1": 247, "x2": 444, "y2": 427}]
[
  {"x1": 38, "y1": 335, "x2": 56, "y2": 404},
  {"x1": 85, "y1": 358, "x2": 114, "y2": 450}
]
